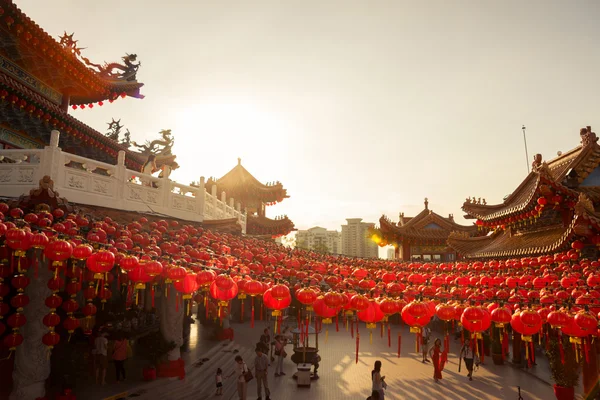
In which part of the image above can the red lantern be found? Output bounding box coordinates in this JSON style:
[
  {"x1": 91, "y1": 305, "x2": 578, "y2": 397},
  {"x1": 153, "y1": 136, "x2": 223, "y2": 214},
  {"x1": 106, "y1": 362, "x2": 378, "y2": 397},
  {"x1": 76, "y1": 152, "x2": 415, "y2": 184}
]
[{"x1": 42, "y1": 331, "x2": 60, "y2": 350}]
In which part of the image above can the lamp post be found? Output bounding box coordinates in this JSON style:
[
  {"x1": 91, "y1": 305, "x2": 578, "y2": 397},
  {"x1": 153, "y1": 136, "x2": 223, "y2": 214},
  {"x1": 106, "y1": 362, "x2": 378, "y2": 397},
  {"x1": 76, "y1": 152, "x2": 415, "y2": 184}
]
[{"x1": 522, "y1": 125, "x2": 530, "y2": 174}]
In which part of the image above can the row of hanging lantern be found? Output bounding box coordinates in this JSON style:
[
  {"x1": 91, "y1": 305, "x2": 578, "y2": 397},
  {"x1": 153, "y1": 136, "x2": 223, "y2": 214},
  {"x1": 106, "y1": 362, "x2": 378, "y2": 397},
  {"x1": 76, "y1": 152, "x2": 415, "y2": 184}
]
[{"x1": 0, "y1": 200, "x2": 599, "y2": 365}]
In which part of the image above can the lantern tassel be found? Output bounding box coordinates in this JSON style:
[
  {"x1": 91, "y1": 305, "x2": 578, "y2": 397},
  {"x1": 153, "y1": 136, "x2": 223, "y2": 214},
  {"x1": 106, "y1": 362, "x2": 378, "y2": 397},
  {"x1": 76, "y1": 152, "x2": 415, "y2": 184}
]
[
  {"x1": 346, "y1": 315, "x2": 349, "y2": 331},
  {"x1": 350, "y1": 319, "x2": 354, "y2": 338},
  {"x1": 251, "y1": 299, "x2": 255, "y2": 329},
  {"x1": 398, "y1": 333, "x2": 401, "y2": 358},
  {"x1": 388, "y1": 325, "x2": 391, "y2": 347},
  {"x1": 240, "y1": 299, "x2": 244, "y2": 322},
  {"x1": 325, "y1": 328, "x2": 328, "y2": 343},
  {"x1": 151, "y1": 286, "x2": 155, "y2": 308},
  {"x1": 370, "y1": 329, "x2": 373, "y2": 344},
  {"x1": 356, "y1": 332, "x2": 360, "y2": 364},
  {"x1": 335, "y1": 315, "x2": 339, "y2": 332},
  {"x1": 530, "y1": 341, "x2": 535, "y2": 365}
]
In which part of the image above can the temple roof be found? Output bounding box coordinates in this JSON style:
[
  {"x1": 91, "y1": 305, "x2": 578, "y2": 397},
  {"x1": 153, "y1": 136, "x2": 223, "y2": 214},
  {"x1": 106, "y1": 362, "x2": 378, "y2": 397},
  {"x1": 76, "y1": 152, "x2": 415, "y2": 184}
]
[
  {"x1": 462, "y1": 127, "x2": 600, "y2": 221},
  {"x1": 380, "y1": 199, "x2": 478, "y2": 241},
  {"x1": 449, "y1": 194, "x2": 600, "y2": 259},
  {"x1": 0, "y1": 1, "x2": 144, "y2": 105},
  {"x1": 246, "y1": 214, "x2": 296, "y2": 237},
  {"x1": 206, "y1": 159, "x2": 288, "y2": 207},
  {"x1": 0, "y1": 72, "x2": 145, "y2": 169}
]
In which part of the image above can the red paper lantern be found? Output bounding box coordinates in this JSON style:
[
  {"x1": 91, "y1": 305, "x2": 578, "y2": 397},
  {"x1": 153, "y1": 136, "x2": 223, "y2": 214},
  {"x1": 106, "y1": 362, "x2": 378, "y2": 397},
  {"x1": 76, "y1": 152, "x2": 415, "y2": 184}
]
[{"x1": 42, "y1": 331, "x2": 60, "y2": 349}]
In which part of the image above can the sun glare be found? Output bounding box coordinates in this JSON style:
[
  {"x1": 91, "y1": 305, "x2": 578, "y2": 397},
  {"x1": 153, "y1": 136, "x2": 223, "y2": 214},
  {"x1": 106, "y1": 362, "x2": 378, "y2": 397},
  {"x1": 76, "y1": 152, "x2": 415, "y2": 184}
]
[{"x1": 170, "y1": 101, "x2": 289, "y2": 185}]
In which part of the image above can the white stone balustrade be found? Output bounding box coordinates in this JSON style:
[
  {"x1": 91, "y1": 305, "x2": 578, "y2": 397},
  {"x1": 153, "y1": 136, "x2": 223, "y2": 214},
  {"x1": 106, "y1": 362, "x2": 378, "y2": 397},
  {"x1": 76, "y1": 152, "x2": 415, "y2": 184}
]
[{"x1": 0, "y1": 130, "x2": 246, "y2": 232}]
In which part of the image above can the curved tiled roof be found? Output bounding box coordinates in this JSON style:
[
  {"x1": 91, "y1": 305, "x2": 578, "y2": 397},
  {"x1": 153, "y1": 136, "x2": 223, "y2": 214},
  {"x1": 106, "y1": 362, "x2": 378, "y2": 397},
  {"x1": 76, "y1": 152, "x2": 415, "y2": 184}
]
[
  {"x1": 380, "y1": 207, "x2": 477, "y2": 241},
  {"x1": 449, "y1": 199, "x2": 600, "y2": 259},
  {"x1": 0, "y1": 0, "x2": 144, "y2": 104}
]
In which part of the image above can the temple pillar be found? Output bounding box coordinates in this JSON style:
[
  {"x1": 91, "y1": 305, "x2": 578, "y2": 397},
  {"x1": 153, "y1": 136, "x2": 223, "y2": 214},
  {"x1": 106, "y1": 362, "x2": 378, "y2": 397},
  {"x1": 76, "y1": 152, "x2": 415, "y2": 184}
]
[
  {"x1": 582, "y1": 339, "x2": 599, "y2": 395},
  {"x1": 402, "y1": 241, "x2": 410, "y2": 261},
  {"x1": 9, "y1": 257, "x2": 52, "y2": 400},
  {"x1": 512, "y1": 330, "x2": 521, "y2": 364},
  {"x1": 157, "y1": 286, "x2": 185, "y2": 379},
  {"x1": 158, "y1": 287, "x2": 184, "y2": 361},
  {"x1": 60, "y1": 93, "x2": 70, "y2": 113}
]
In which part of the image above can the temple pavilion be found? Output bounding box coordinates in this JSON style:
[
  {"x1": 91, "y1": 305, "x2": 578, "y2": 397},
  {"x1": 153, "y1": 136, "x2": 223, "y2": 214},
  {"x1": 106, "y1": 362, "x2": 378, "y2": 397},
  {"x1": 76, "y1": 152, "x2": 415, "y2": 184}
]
[
  {"x1": 448, "y1": 126, "x2": 600, "y2": 259},
  {"x1": 205, "y1": 158, "x2": 295, "y2": 237},
  {"x1": 376, "y1": 198, "x2": 478, "y2": 261}
]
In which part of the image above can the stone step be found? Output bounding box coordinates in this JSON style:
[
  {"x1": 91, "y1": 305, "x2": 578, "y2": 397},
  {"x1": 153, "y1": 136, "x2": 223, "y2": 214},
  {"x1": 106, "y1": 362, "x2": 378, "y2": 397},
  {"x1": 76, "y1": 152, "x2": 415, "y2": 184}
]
[{"x1": 131, "y1": 341, "x2": 256, "y2": 400}]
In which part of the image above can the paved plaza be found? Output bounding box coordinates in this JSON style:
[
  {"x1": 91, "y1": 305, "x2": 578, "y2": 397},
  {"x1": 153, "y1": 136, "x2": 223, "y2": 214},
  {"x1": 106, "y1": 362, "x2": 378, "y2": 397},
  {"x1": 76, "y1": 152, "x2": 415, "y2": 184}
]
[{"x1": 92, "y1": 318, "x2": 561, "y2": 400}]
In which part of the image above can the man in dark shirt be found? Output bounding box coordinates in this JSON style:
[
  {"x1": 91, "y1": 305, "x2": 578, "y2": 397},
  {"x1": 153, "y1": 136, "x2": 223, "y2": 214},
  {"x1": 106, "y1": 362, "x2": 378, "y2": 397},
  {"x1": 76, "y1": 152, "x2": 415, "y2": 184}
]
[{"x1": 259, "y1": 328, "x2": 271, "y2": 354}]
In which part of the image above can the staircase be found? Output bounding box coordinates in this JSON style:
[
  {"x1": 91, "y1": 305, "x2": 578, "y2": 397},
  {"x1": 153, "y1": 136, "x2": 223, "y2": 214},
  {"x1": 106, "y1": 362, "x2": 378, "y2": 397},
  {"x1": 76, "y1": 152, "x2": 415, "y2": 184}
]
[{"x1": 128, "y1": 340, "x2": 256, "y2": 400}]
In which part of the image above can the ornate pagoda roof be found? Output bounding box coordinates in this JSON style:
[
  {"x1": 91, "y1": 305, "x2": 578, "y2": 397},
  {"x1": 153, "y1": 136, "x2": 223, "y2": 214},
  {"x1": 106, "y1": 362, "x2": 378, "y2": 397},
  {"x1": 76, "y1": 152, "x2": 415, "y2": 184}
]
[
  {"x1": 206, "y1": 158, "x2": 288, "y2": 209},
  {"x1": 0, "y1": 72, "x2": 145, "y2": 169},
  {"x1": 380, "y1": 198, "x2": 478, "y2": 241},
  {"x1": 449, "y1": 194, "x2": 600, "y2": 258},
  {"x1": 0, "y1": 1, "x2": 144, "y2": 105},
  {"x1": 246, "y1": 214, "x2": 296, "y2": 237},
  {"x1": 462, "y1": 126, "x2": 600, "y2": 221}
]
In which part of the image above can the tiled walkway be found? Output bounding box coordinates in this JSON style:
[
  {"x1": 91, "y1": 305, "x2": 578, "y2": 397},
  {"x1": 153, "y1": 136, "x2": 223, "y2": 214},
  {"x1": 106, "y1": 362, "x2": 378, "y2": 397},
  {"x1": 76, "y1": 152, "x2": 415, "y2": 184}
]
[{"x1": 95, "y1": 319, "x2": 560, "y2": 400}]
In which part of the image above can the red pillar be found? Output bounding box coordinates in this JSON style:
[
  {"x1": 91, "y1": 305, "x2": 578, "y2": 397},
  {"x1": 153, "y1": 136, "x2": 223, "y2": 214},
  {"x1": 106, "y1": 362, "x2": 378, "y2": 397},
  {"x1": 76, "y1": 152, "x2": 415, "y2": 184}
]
[
  {"x1": 402, "y1": 241, "x2": 411, "y2": 261},
  {"x1": 512, "y1": 330, "x2": 521, "y2": 364},
  {"x1": 582, "y1": 339, "x2": 599, "y2": 395}
]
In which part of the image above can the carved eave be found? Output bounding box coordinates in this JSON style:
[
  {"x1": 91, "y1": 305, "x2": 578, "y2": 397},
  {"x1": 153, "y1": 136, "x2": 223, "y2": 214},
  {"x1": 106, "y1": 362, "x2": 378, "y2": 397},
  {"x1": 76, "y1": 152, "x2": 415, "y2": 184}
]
[{"x1": 246, "y1": 215, "x2": 295, "y2": 236}]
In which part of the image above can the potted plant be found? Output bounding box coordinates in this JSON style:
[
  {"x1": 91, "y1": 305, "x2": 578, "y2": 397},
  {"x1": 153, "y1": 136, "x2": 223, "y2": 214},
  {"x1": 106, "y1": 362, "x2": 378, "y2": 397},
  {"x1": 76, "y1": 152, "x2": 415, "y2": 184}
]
[
  {"x1": 546, "y1": 335, "x2": 581, "y2": 400},
  {"x1": 138, "y1": 331, "x2": 176, "y2": 381},
  {"x1": 491, "y1": 326, "x2": 504, "y2": 365}
]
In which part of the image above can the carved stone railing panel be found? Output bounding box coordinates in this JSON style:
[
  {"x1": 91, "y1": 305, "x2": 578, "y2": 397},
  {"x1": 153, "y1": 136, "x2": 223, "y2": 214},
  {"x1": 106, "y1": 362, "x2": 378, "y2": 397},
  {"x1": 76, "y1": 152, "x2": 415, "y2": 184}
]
[{"x1": 0, "y1": 130, "x2": 246, "y2": 232}]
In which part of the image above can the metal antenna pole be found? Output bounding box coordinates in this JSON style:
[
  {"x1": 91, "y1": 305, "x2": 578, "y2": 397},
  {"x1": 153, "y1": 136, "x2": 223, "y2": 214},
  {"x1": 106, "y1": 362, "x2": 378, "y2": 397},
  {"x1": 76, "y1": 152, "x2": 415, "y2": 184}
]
[{"x1": 522, "y1": 125, "x2": 530, "y2": 174}]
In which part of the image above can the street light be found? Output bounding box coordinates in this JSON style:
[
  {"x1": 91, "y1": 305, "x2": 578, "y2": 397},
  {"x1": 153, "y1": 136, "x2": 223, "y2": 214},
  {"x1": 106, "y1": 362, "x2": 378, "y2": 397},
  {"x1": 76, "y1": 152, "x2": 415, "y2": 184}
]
[{"x1": 522, "y1": 125, "x2": 530, "y2": 174}]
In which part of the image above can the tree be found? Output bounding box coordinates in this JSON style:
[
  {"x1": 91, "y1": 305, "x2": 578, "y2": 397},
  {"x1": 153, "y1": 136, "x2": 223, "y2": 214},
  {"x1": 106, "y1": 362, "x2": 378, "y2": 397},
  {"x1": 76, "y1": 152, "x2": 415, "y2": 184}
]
[
  {"x1": 280, "y1": 233, "x2": 297, "y2": 248},
  {"x1": 313, "y1": 242, "x2": 330, "y2": 254}
]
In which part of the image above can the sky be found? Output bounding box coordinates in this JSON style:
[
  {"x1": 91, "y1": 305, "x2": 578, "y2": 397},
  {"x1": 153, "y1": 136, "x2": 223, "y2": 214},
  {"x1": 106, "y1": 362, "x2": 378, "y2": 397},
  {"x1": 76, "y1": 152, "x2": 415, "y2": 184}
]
[{"x1": 19, "y1": 0, "x2": 600, "y2": 239}]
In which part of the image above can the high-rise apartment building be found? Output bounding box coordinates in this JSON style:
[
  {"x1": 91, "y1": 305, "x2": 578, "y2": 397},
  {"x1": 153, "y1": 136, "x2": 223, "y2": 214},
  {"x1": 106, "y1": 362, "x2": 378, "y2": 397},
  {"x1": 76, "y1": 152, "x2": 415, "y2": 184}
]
[
  {"x1": 296, "y1": 227, "x2": 342, "y2": 254},
  {"x1": 341, "y1": 218, "x2": 379, "y2": 258}
]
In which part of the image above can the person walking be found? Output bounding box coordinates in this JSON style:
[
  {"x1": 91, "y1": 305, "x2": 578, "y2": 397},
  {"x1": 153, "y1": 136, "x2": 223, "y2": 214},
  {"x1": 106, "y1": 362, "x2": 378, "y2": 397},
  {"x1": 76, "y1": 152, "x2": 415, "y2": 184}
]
[
  {"x1": 274, "y1": 335, "x2": 287, "y2": 377},
  {"x1": 227, "y1": 355, "x2": 248, "y2": 400},
  {"x1": 460, "y1": 338, "x2": 475, "y2": 381},
  {"x1": 94, "y1": 331, "x2": 108, "y2": 385},
  {"x1": 254, "y1": 347, "x2": 271, "y2": 400},
  {"x1": 112, "y1": 332, "x2": 129, "y2": 383},
  {"x1": 429, "y1": 338, "x2": 443, "y2": 382},
  {"x1": 371, "y1": 360, "x2": 385, "y2": 400},
  {"x1": 422, "y1": 327, "x2": 431, "y2": 363}
]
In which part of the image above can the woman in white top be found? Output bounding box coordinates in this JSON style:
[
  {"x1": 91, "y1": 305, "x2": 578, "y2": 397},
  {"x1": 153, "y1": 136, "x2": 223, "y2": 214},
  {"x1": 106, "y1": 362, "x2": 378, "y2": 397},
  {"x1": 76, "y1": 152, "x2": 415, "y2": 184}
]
[
  {"x1": 227, "y1": 355, "x2": 248, "y2": 400},
  {"x1": 94, "y1": 332, "x2": 108, "y2": 385},
  {"x1": 460, "y1": 338, "x2": 475, "y2": 380},
  {"x1": 371, "y1": 360, "x2": 385, "y2": 399}
]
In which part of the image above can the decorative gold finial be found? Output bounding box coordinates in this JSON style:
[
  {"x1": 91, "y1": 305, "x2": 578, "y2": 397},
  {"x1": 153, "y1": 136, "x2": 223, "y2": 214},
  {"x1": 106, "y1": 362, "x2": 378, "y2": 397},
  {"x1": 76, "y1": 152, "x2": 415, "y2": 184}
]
[
  {"x1": 237, "y1": 157, "x2": 241, "y2": 166},
  {"x1": 424, "y1": 197, "x2": 429, "y2": 210}
]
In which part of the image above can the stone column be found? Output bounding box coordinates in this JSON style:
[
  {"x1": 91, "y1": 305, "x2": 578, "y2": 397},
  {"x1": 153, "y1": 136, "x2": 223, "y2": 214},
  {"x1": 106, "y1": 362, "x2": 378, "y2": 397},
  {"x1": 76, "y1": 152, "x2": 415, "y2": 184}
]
[
  {"x1": 40, "y1": 131, "x2": 62, "y2": 186},
  {"x1": 158, "y1": 286, "x2": 184, "y2": 361},
  {"x1": 196, "y1": 177, "x2": 205, "y2": 221},
  {"x1": 10, "y1": 256, "x2": 52, "y2": 400}
]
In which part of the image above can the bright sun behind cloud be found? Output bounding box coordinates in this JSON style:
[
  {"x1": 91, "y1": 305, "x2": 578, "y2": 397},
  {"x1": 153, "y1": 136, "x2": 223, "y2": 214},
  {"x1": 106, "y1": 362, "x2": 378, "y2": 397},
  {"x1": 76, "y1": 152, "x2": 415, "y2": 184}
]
[{"x1": 168, "y1": 99, "x2": 291, "y2": 186}]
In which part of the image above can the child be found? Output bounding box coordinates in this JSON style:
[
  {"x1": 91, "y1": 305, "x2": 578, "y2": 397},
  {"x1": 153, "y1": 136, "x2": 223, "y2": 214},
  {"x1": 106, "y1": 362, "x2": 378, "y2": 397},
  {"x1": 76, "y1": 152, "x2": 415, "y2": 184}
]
[{"x1": 215, "y1": 368, "x2": 223, "y2": 396}]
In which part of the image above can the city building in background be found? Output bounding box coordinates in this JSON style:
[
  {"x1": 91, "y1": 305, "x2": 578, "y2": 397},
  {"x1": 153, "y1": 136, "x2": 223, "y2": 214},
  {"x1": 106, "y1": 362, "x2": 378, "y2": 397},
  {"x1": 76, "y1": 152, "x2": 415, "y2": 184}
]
[
  {"x1": 341, "y1": 218, "x2": 378, "y2": 258},
  {"x1": 296, "y1": 227, "x2": 342, "y2": 254},
  {"x1": 386, "y1": 247, "x2": 396, "y2": 260}
]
